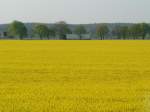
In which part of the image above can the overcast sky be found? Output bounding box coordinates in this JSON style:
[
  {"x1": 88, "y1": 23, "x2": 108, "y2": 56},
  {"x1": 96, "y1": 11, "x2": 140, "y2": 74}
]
[{"x1": 0, "y1": 0, "x2": 150, "y2": 24}]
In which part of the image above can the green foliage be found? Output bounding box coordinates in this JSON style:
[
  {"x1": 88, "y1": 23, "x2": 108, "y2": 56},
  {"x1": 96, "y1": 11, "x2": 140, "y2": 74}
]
[
  {"x1": 112, "y1": 26, "x2": 129, "y2": 39},
  {"x1": 112, "y1": 26, "x2": 122, "y2": 39},
  {"x1": 140, "y1": 23, "x2": 149, "y2": 39},
  {"x1": 5, "y1": 21, "x2": 150, "y2": 40},
  {"x1": 129, "y1": 24, "x2": 142, "y2": 39},
  {"x1": 33, "y1": 24, "x2": 49, "y2": 39},
  {"x1": 75, "y1": 25, "x2": 86, "y2": 40},
  {"x1": 96, "y1": 24, "x2": 109, "y2": 40},
  {"x1": 54, "y1": 21, "x2": 71, "y2": 40},
  {"x1": 8, "y1": 20, "x2": 27, "y2": 39},
  {"x1": 129, "y1": 23, "x2": 150, "y2": 39},
  {"x1": 49, "y1": 27, "x2": 56, "y2": 39},
  {"x1": 120, "y1": 26, "x2": 129, "y2": 39}
]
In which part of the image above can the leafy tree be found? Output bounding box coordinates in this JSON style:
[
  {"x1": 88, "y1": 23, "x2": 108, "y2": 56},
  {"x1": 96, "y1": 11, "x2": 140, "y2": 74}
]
[
  {"x1": 112, "y1": 26, "x2": 121, "y2": 39},
  {"x1": 140, "y1": 23, "x2": 149, "y2": 39},
  {"x1": 33, "y1": 24, "x2": 49, "y2": 40},
  {"x1": 120, "y1": 26, "x2": 129, "y2": 40},
  {"x1": 129, "y1": 24, "x2": 142, "y2": 39},
  {"x1": 75, "y1": 25, "x2": 86, "y2": 40},
  {"x1": 129, "y1": 23, "x2": 150, "y2": 40},
  {"x1": 148, "y1": 25, "x2": 150, "y2": 36},
  {"x1": 49, "y1": 27, "x2": 56, "y2": 39},
  {"x1": 54, "y1": 21, "x2": 71, "y2": 40},
  {"x1": 96, "y1": 24, "x2": 109, "y2": 40},
  {"x1": 8, "y1": 20, "x2": 27, "y2": 40}
]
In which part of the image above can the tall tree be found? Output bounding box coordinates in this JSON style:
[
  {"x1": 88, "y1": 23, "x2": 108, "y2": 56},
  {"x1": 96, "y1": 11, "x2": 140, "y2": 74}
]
[
  {"x1": 120, "y1": 26, "x2": 129, "y2": 40},
  {"x1": 75, "y1": 25, "x2": 86, "y2": 40},
  {"x1": 140, "y1": 23, "x2": 149, "y2": 40},
  {"x1": 8, "y1": 20, "x2": 27, "y2": 40},
  {"x1": 112, "y1": 26, "x2": 122, "y2": 39},
  {"x1": 129, "y1": 24, "x2": 141, "y2": 39},
  {"x1": 96, "y1": 24, "x2": 109, "y2": 40},
  {"x1": 54, "y1": 21, "x2": 71, "y2": 40},
  {"x1": 49, "y1": 27, "x2": 56, "y2": 39},
  {"x1": 33, "y1": 24, "x2": 49, "y2": 40}
]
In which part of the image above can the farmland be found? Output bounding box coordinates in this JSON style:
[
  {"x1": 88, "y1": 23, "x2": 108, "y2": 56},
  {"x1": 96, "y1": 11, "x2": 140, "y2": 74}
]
[{"x1": 0, "y1": 40, "x2": 149, "y2": 112}]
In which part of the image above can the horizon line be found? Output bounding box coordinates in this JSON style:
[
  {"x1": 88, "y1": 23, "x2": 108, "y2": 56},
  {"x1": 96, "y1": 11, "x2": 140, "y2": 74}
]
[{"x1": 0, "y1": 21, "x2": 150, "y2": 25}]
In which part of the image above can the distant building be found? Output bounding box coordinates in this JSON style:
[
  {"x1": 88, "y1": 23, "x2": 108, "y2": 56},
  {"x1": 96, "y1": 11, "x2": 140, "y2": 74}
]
[
  {"x1": 0, "y1": 31, "x2": 8, "y2": 38},
  {"x1": 66, "y1": 34, "x2": 91, "y2": 40}
]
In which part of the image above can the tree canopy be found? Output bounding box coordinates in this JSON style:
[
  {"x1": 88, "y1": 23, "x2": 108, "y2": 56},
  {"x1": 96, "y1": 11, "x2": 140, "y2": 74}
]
[
  {"x1": 4, "y1": 20, "x2": 150, "y2": 40},
  {"x1": 54, "y1": 21, "x2": 71, "y2": 40},
  {"x1": 96, "y1": 24, "x2": 109, "y2": 40},
  {"x1": 33, "y1": 24, "x2": 49, "y2": 39},
  {"x1": 75, "y1": 25, "x2": 86, "y2": 40},
  {"x1": 8, "y1": 20, "x2": 27, "y2": 39}
]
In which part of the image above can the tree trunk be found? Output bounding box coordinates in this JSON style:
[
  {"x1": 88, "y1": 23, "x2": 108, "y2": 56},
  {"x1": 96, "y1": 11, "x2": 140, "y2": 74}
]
[
  {"x1": 20, "y1": 36, "x2": 23, "y2": 40},
  {"x1": 100, "y1": 34, "x2": 103, "y2": 40},
  {"x1": 40, "y1": 35, "x2": 42, "y2": 40},
  {"x1": 123, "y1": 36, "x2": 126, "y2": 40},
  {"x1": 142, "y1": 34, "x2": 145, "y2": 40}
]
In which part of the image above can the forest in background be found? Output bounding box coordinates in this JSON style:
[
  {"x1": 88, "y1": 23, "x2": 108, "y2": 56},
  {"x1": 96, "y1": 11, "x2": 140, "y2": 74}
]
[{"x1": 0, "y1": 21, "x2": 150, "y2": 40}]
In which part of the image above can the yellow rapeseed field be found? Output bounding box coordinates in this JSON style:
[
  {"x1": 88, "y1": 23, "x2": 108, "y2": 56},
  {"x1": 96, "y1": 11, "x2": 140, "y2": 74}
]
[{"x1": 0, "y1": 40, "x2": 149, "y2": 112}]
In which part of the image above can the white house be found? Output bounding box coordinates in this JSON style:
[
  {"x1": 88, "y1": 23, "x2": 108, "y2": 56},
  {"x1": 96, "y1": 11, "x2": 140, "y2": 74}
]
[{"x1": 66, "y1": 34, "x2": 91, "y2": 40}]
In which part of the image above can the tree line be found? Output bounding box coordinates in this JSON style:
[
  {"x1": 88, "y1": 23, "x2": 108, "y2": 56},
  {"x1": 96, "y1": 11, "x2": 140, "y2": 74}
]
[{"x1": 6, "y1": 20, "x2": 150, "y2": 40}]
